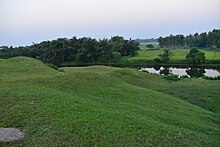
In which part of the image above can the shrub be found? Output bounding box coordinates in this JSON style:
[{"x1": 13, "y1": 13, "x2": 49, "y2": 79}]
[
  {"x1": 153, "y1": 58, "x2": 161, "y2": 63},
  {"x1": 164, "y1": 75, "x2": 181, "y2": 81},
  {"x1": 159, "y1": 49, "x2": 173, "y2": 63},
  {"x1": 180, "y1": 75, "x2": 189, "y2": 79},
  {"x1": 202, "y1": 76, "x2": 220, "y2": 80},
  {"x1": 47, "y1": 63, "x2": 58, "y2": 70},
  {"x1": 57, "y1": 69, "x2": 65, "y2": 72},
  {"x1": 118, "y1": 56, "x2": 129, "y2": 64},
  {"x1": 47, "y1": 63, "x2": 64, "y2": 72},
  {"x1": 112, "y1": 52, "x2": 121, "y2": 62}
]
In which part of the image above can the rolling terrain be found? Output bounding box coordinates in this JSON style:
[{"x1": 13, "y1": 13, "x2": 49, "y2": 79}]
[{"x1": 0, "y1": 57, "x2": 220, "y2": 146}]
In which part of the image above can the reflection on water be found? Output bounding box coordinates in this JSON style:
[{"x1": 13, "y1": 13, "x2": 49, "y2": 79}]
[
  {"x1": 141, "y1": 66, "x2": 220, "y2": 78},
  {"x1": 186, "y1": 68, "x2": 205, "y2": 78},
  {"x1": 159, "y1": 68, "x2": 170, "y2": 75}
]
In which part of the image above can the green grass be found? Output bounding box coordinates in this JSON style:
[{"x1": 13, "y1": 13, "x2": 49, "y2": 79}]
[
  {"x1": 0, "y1": 57, "x2": 220, "y2": 146},
  {"x1": 128, "y1": 45, "x2": 220, "y2": 63}
]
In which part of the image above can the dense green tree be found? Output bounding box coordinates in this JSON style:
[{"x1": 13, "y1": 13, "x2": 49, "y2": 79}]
[
  {"x1": 186, "y1": 48, "x2": 206, "y2": 64},
  {"x1": 159, "y1": 29, "x2": 220, "y2": 48},
  {"x1": 96, "y1": 39, "x2": 112, "y2": 63},
  {"x1": 159, "y1": 49, "x2": 173, "y2": 63},
  {"x1": 0, "y1": 36, "x2": 140, "y2": 65},
  {"x1": 112, "y1": 52, "x2": 121, "y2": 62},
  {"x1": 146, "y1": 44, "x2": 154, "y2": 50}
]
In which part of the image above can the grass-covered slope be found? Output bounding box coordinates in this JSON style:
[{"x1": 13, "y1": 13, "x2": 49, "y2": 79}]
[
  {"x1": 0, "y1": 57, "x2": 220, "y2": 146},
  {"x1": 111, "y1": 69, "x2": 220, "y2": 115}
]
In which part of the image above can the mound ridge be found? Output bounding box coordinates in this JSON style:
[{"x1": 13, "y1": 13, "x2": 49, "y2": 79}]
[
  {"x1": 0, "y1": 57, "x2": 219, "y2": 146},
  {"x1": 0, "y1": 57, "x2": 58, "y2": 81},
  {"x1": 0, "y1": 57, "x2": 55, "y2": 72}
]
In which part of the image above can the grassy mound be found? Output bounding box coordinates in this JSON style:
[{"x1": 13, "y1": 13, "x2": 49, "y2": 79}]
[
  {"x1": 0, "y1": 57, "x2": 219, "y2": 146},
  {"x1": 0, "y1": 57, "x2": 58, "y2": 81}
]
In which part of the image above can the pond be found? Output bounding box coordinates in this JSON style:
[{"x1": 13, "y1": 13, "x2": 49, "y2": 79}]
[{"x1": 140, "y1": 67, "x2": 220, "y2": 78}]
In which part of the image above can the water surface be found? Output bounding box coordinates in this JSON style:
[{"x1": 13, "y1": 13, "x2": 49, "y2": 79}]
[{"x1": 141, "y1": 67, "x2": 220, "y2": 78}]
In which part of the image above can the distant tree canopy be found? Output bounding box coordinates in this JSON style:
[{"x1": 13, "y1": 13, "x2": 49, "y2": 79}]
[
  {"x1": 158, "y1": 29, "x2": 220, "y2": 49},
  {"x1": 154, "y1": 49, "x2": 173, "y2": 63},
  {"x1": 146, "y1": 44, "x2": 154, "y2": 50},
  {"x1": 159, "y1": 49, "x2": 173, "y2": 63},
  {"x1": 186, "y1": 48, "x2": 206, "y2": 64},
  {"x1": 0, "y1": 36, "x2": 140, "y2": 65}
]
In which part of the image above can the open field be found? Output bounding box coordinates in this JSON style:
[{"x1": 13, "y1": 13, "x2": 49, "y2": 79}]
[
  {"x1": 128, "y1": 45, "x2": 220, "y2": 63},
  {"x1": 0, "y1": 57, "x2": 220, "y2": 146}
]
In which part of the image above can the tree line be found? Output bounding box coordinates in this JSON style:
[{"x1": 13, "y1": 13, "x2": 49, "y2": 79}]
[
  {"x1": 0, "y1": 36, "x2": 140, "y2": 65},
  {"x1": 158, "y1": 29, "x2": 220, "y2": 49}
]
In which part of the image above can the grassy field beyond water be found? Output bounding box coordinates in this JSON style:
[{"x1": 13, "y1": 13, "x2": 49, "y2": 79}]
[
  {"x1": 128, "y1": 45, "x2": 220, "y2": 63},
  {"x1": 0, "y1": 57, "x2": 220, "y2": 146}
]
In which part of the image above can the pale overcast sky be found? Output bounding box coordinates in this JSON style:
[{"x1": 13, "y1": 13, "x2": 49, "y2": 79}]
[{"x1": 0, "y1": 0, "x2": 219, "y2": 46}]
